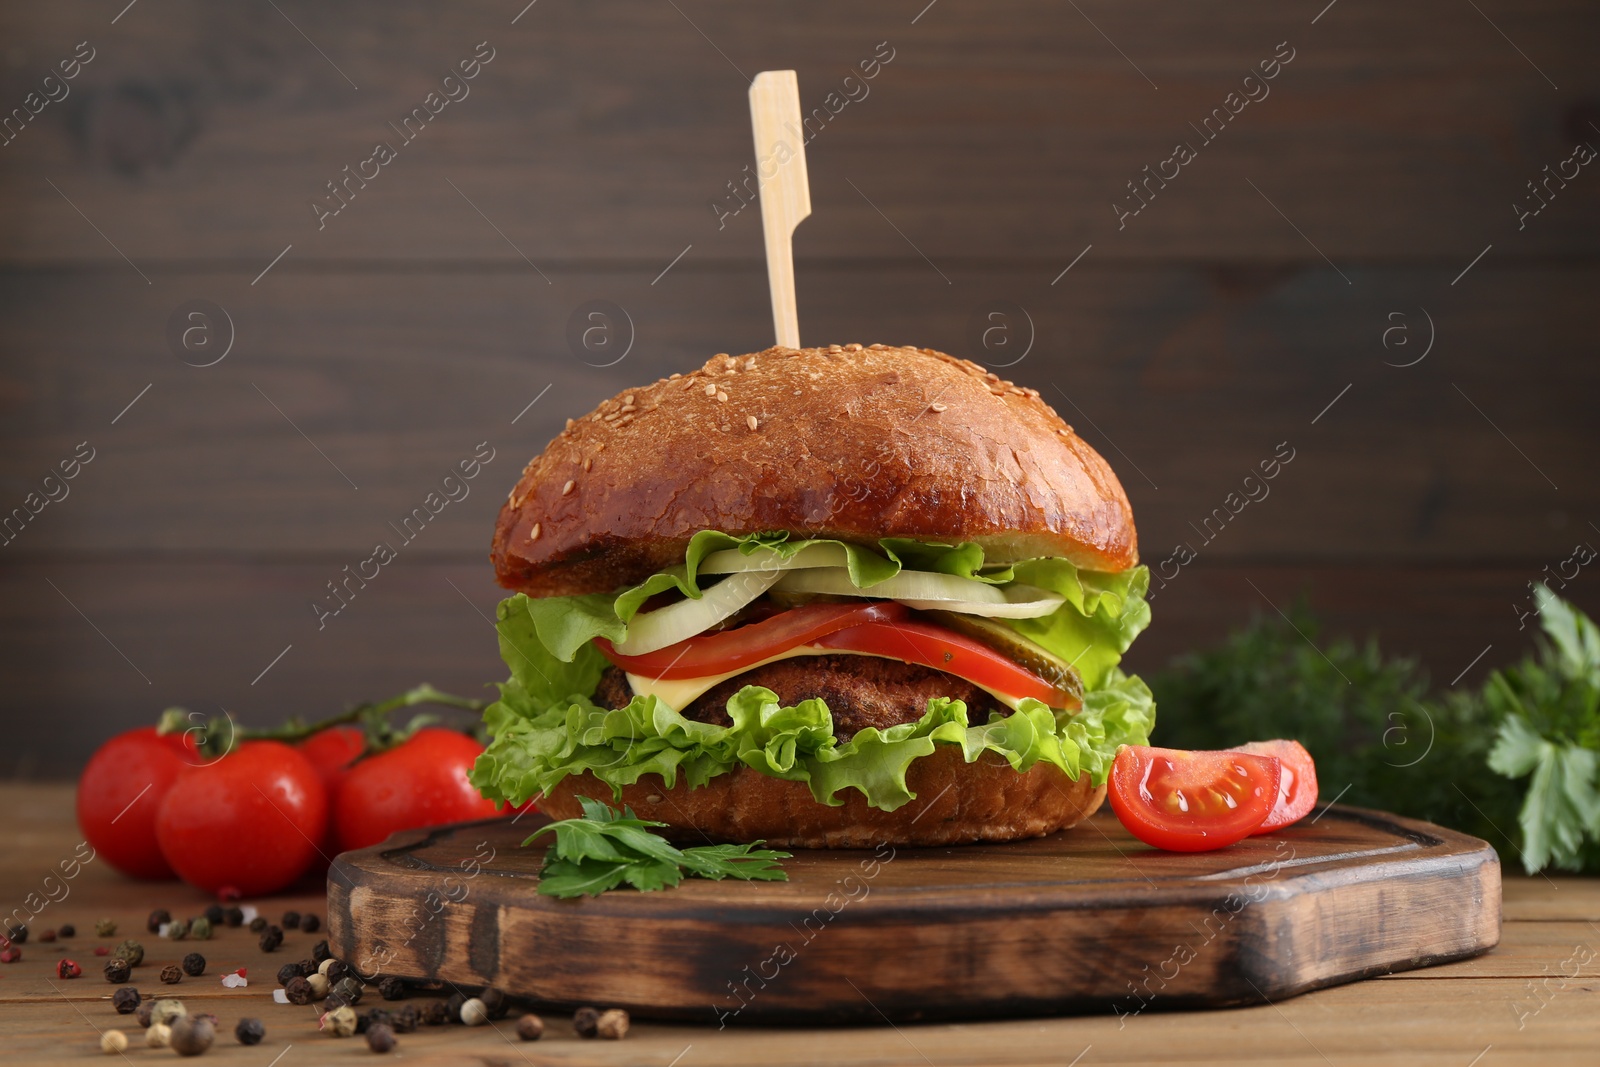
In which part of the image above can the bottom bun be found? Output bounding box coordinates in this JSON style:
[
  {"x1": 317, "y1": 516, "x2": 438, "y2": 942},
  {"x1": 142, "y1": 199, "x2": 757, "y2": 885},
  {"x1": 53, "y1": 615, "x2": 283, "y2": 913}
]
[{"x1": 538, "y1": 745, "x2": 1107, "y2": 848}]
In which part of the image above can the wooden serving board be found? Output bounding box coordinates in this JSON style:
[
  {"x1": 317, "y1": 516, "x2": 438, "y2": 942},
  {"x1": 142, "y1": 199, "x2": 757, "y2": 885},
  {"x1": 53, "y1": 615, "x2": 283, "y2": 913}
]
[{"x1": 327, "y1": 805, "x2": 1499, "y2": 1024}]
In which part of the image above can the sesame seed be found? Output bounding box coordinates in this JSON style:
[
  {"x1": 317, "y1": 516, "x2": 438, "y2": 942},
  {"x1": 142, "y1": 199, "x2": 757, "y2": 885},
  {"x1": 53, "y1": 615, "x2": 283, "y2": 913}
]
[
  {"x1": 742, "y1": 358, "x2": 756, "y2": 370},
  {"x1": 1057, "y1": 428, "x2": 1070, "y2": 436},
  {"x1": 828, "y1": 345, "x2": 843, "y2": 354},
  {"x1": 603, "y1": 412, "x2": 620, "y2": 422},
  {"x1": 620, "y1": 404, "x2": 636, "y2": 413},
  {"x1": 747, "y1": 415, "x2": 758, "y2": 430},
  {"x1": 714, "y1": 353, "x2": 728, "y2": 359},
  {"x1": 720, "y1": 424, "x2": 730, "y2": 432},
  {"x1": 844, "y1": 343, "x2": 862, "y2": 352},
  {"x1": 624, "y1": 394, "x2": 635, "y2": 405},
  {"x1": 704, "y1": 383, "x2": 717, "y2": 397},
  {"x1": 985, "y1": 372, "x2": 1000, "y2": 383},
  {"x1": 565, "y1": 418, "x2": 574, "y2": 431},
  {"x1": 583, "y1": 458, "x2": 593, "y2": 471},
  {"x1": 793, "y1": 389, "x2": 802, "y2": 396},
  {"x1": 529, "y1": 523, "x2": 541, "y2": 541},
  {"x1": 562, "y1": 480, "x2": 575, "y2": 496},
  {"x1": 930, "y1": 403, "x2": 947, "y2": 413},
  {"x1": 716, "y1": 391, "x2": 728, "y2": 403}
]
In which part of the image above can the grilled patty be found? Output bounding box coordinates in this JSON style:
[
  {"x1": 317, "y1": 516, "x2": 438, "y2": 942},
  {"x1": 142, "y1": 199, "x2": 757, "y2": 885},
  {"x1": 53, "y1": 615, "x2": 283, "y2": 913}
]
[{"x1": 593, "y1": 655, "x2": 1006, "y2": 740}]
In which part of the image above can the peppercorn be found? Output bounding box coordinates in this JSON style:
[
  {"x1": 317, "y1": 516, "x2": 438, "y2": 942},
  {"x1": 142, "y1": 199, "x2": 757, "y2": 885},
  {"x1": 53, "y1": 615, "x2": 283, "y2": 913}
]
[
  {"x1": 306, "y1": 972, "x2": 330, "y2": 999},
  {"x1": 135, "y1": 1001, "x2": 155, "y2": 1028},
  {"x1": 281, "y1": 910, "x2": 301, "y2": 930},
  {"x1": 276, "y1": 962, "x2": 302, "y2": 986},
  {"x1": 311, "y1": 939, "x2": 332, "y2": 964},
  {"x1": 100, "y1": 1030, "x2": 128, "y2": 1054},
  {"x1": 57, "y1": 958, "x2": 82, "y2": 979},
  {"x1": 146, "y1": 909, "x2": 170, "y2": 934},
  {"x1": 460, "y1": 998, "x2": 488, "y2": 1026},
  {"x1": 234, "y1": 1017, "x2": 265, "y2": 1046},
  {"x1": 284, "y1": 976, "x2": 314, "y2": 1005},
  {"x1": 113, "y1": 987, "x2": 141, "y2": 1014},
  {"x1": 146, "y1": 1022, "x2": 171, "y2": 1048},
  {"x1": 258, "y1": 928, "x2": 283, "y2": 953},
  {"x1": 366, "y1": 1022, "x2": 396, "y2": 1053},
  {"x1": 160, "y1": 964, "x2": 183, "y2": 984},
  {"x1": 319, "y1": 957, "x2": 349, "y2": 982},
  {"x1": 377, "y1": 975, "x2": 406, "y2": 1001},
  {"x1": 332, "y1": 976, "x2": 363, "y2": 1005},
  {"x1": 515, "y1": 1013, "x2": 544, "y2": 1041},
  {"x1": 323, "y1": 992, "x2": 353, "y2": 1013},
  {"x1": 479, "y1": 986, "x2": 508, "y2": 1020},
  {"x1": 93, "y1": 919, "x2": 116, "y2": 938},
  {"x1": 6, "y1": 923, "x2": 27, "y2": 943},
  {"x1": 202, "y1": 904, "x2": 224, "y2": 925},
  {"x1": 93, "y1": 945, "x2": 109, "y2": 956},
  {"x1": 295, "y1": 958, "x2": 315, "y2": 977},
  {"x1": 573, "y1": 1006, "x2": 600, "y2": 1038},
  {"x1": 596, "y1": 1008, "x2": 630, "y2": 1040},
  {"x1": 167, "y1": 918, "x2": 191, "y2": 941},
  {"x1": 248, "y1": 916, "x2": 268, "y2": 933},
  {"x1": 420, "y1": 1001, "x2": 450, "y2": 1026},
  {"x1": 111, "y1": 939, "x2": 144, "y2": 966},
  {"x1": 182, "y1": 952, "x2": 205, "y2": 977},
  {"x1": 356, "y1": 1007, "x2": 387, "y2": 1034},
  {"x1": 104, "y1": 957, "x2": 132, "y2": 984},
  {"x1": 57, "y1": 923, "x2": 75, "y2": 938},
  {"x1": 223, "y1": 906, "x2": 244, "y2": 928},
  {"x1": 188, "y1": 916, "x2": 212, "y2": 941},
  {"x1": 169, "y1": 1015, "x2": 214, "y2": 1057},
  {"x1": 39, "y1": 928, "x2": 57, "y2": 942},
  {"x1": 323, "y1": 1005, "x2": 357, "y2": 1037},
  {"x1": 151, "y1": 999, "x2": 187, "y2": 1026},
  {"x1": 300, "y1": 913, "x2": 321, "y2": 934},
  {"x1": 444, "y1": 991, "x2": 467, "y2": 1023},
  {"x1": 390, "y1": 1005, "x2": 419, "y2": 1033},
  {"x1": 0, "y1": 947, "x2": 20, "y2": 963}
]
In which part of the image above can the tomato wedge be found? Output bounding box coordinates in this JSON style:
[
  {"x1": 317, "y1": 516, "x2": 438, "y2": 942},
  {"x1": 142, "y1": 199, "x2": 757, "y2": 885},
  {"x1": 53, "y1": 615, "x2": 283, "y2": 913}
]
[
  {"x1": 595, "y1": 602, "x2": 909, "y2": 680},
  {"x1": 1107, "y1": 745, "x2": 1281, "y2": 852},
  {"x1": 815, "y1": 619, "x2": 1076, "y2": 708},
  {"x1": 1231, "y1": 739, "x2": 1318, "y2": 832}
]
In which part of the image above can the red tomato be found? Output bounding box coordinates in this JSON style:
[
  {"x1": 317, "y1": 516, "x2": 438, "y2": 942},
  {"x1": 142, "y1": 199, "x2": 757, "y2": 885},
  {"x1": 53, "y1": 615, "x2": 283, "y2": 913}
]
[
  {"x1": 596, "y1": 602, "x2": 910, "y2": 679},
  {"x1": 816, "y1": 619, "x2": 1073, "y2": 707},
  {"x1": 154, "y1": 741, "x2": 328, "y2": 896},
  {"x1": 76, "y1": 728, "x2": 197, "y2": 880},
  {"x1": 299, "y1": 726, "x2": 366, "y2": 867},
  {"x1": 333, "y1": 728, "x2": 500, "y2": 852},
  {"x1": 1108, "y1": 745, "x2": 1281, "y2": 852},
  {"x1": 1232, "y1": 739, "x2": 1319, "y2": 832}
]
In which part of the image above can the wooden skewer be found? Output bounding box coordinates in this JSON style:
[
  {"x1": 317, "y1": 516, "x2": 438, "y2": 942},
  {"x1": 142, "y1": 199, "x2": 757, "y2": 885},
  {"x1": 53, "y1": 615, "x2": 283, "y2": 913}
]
[{"x1": 748, "y1": 70, "x2": 812, "y2": 349}]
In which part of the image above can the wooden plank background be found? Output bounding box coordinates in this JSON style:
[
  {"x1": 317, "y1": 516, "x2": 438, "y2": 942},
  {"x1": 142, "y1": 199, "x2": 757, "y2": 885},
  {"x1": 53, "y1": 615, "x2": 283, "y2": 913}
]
[{"x1": 1, "y1": 1, "x2": 1597, "y2": 775}]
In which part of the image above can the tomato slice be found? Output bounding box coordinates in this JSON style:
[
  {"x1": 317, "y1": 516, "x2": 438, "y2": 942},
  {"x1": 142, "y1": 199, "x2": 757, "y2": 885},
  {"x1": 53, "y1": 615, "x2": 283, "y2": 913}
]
[
  {"x1": 1107, "y1": 745, "x2": 1281, "y2": 852},
  {"x1": 595, "y1": 602, "x2": 910, "y2": 679},
  {"x1": 815, "y1": 619, "x2": 1076, "y2": 708},
  {"x1": 1231, "y1": 739, "x2": 1319, "y2": 832}
]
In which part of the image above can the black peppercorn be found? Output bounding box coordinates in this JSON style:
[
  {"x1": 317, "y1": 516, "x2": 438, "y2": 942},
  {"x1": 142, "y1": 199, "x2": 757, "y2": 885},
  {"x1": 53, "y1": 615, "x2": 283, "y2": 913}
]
[
  {"x1": 390, "y1": 1005, "x2": 419, "y2": 1033},
  {"x1": 321, "y1": 958, "x2": 350, "y2": 984},
  {"x1": 377, "y1": 976, "x2": 406, "y2": 1001},
  {"x1": 358, "y1": 1008, "x2": 392, "y2": 1034},
  {"x1": 234, "y1": 1017, "x2": 265, "y2": 1046},
  {"x1": 248, "y1": 916, "x2": 268, "y2": 933},
  {"x1": 57, "y1": 923, "x2": 75, "y2": 938},
  {"x1": 323, "y1": 992, "x2": 353, "y2": 1013},
  {"x1": 480, "y1": 986, "x2": 508, "y2": 1020},
  {"x1": 573, "y1": 1006, "x2": 601, "y2": 1038},
  {"x1": 300, "y1": 913, "x2": 321, "y2": 933},
  {"x1": 515, "y1": 1013, "x2": 544, "y2": 1041},
  {"x1": 181, "y1": 952, "x2": 205, "y2": 977},
  {"x1": 146, "y1": 909, "x2": 170, "y2": 934},
  {"x1": 5, "y1": 923, "x2": 27, "y2": 943},
  {"x1": 366, "y1": 1022, "x2": 397, "y2": 1053},
  {"x1": 332, "y1": 976, "x2": 363, "y2": 1005},
  {"x1": 169, "y1": 1014, "x2": 214, "y2": 1057},
  {"x1": 112, "y1": 987, "x2": 141, "y2": 1014},
  {"x1": 276, "y1": 962, "x2": 301, "y2": 986},
  {"x1": 258, "y1": 928, "x2": 283, "y2": 953},
  {"x1": 420, "y1": 1001, "x2": 449, "y2": 1026},
  {"x1": 104, "y1": 956, "x2": 132, "y2": 984},
  {"x1": 202, "y1": 904, "x2": 224, "y2": 925},
  {"x1": 281, "y1": 910, "x2": 301, "y2": 930},
  {"x1": 444, "y1": 991, "x2": 467, "y2": 1023},
  {"x1": 284, "y1": 976, "x2": 314, "y2": 1005},
  {"x1": 223, "y1": 906, "x2": 244, "y2": 928},
  {"x1": 311, "y1": 939, "x2": 332, "y2": 964},
  {"x1": 135, "y1": 1000, "x2": 155, "y2": 1028},
  {"x1": 159, "y1": 964, "x2": 182, "y2": 984}
]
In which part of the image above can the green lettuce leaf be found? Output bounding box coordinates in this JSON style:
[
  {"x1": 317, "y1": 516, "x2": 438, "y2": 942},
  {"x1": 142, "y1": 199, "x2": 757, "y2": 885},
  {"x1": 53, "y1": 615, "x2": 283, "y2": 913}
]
[
  {"x1": 471, "y1": 671, "x2": 1155, "y2": 813},
  {"x1": 1006, "y1": 559, "x2": 1151, "y2": 690}
]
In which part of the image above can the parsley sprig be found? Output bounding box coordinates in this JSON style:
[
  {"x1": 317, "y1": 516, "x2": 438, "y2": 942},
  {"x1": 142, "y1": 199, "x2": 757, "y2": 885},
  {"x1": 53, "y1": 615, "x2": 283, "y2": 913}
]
[{"x1": 525, "y1": 796, "x2": 791, "y2": 897}]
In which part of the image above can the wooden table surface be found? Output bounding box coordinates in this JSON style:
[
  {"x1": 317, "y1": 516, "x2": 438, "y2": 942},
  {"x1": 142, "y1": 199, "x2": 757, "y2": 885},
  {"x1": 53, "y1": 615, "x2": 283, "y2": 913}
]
[{"x1": 3, "y1": 783, "x2": 1596, "y2": 1066}]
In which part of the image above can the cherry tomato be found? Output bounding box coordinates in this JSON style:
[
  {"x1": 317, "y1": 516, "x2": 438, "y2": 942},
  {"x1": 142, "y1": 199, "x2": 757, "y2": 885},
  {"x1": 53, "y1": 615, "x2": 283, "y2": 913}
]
[
  {"x1": 816, "y1": 619, "x2": 1075, "y2": 707},
  {"x1": 76, "y1": 728, "x2": 197, "y2": 880},
  {"x1": 334, "y1": 728, "x2": 500, "y2": 852},
  {"x1": 1108, "y1": 744, "x2": 1281, "y2": 852},
  {"x1": 155, "y1": 741, "x2": 328, "y2": 896},
  {"x1": 595, "y1": 602, "x2": 909, "y2": 679},
  {"x1": 1232, "y1": 739, "x2": 1319, "y2": 832}
]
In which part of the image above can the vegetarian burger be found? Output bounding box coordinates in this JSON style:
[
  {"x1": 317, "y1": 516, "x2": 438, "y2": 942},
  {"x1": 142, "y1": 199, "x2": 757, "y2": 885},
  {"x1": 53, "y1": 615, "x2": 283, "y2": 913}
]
[{"x1": 470, "y1": 344, "x2": 1154, "y2": 847}]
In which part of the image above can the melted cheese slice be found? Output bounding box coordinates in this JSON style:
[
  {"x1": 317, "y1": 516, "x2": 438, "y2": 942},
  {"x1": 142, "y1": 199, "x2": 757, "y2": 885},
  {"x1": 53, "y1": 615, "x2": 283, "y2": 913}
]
[{"x1": 625, "y1": 645, "x2": 1030, "y2": 713}]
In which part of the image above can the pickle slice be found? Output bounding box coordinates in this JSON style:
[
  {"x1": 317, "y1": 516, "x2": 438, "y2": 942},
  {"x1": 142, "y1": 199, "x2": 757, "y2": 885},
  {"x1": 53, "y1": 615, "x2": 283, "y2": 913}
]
[{"x1": 919, "y1": 610, "x2": 1084, "y2": 709}]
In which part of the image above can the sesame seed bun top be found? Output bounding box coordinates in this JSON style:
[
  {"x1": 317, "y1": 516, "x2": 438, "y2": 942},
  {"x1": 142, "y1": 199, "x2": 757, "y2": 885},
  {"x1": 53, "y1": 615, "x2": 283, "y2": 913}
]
[{"x1": 491, "y1": 343, "x2": 1139, "y2": 597}]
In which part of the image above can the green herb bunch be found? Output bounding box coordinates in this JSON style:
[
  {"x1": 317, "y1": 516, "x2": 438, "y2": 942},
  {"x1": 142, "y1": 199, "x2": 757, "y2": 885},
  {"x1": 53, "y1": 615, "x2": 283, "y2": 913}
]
[{"x1": 527, "y1": 796, "x2": 791, "y2": 898}]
